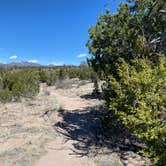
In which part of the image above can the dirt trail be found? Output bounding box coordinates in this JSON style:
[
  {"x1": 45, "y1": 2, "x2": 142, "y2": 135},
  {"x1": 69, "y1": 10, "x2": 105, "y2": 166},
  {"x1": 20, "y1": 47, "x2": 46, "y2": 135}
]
[
  {"x1": 0, "y1": 80, "x2": 150, "y2": 166},
  {"x1": 35, "y1": 82, "x2": 151, "y2": 166},
  {"x1": 35, "y1": 84, "x2": 104, "y2": 166}
]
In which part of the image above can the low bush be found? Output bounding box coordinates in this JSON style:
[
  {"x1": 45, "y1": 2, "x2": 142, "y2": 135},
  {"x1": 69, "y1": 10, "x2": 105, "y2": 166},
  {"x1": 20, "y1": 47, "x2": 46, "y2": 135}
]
[
  {"x1": 0, "y1": 88, "x2": 12, "y2": 102},
  {"x1": 46, "y1": 71, "x2": 57, "y2": 86},
  {"x1": 38, "y1": 69, "x2": 48, "y2": 83},
  {"x1": 106, "y1": 57, "x2": 166, "y2": 165},
  {"x1": 0, "y1": 69, "x2": 39, "y2": 102}
]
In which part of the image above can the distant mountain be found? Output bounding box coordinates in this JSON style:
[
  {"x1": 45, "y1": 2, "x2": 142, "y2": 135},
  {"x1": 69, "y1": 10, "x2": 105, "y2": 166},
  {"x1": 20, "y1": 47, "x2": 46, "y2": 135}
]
[
  {"x1": 48, "y1": 64, "x2": 56, "y2": 67},
  {"x1": 0, "y1": 63, "x2": 5, "y2": 67},
  {"x1": 0, "y1": 62, "x2": 72, "y2": 68},
  {"x1": 0, "y1": 61, "x2": 42, "y2": 67}
]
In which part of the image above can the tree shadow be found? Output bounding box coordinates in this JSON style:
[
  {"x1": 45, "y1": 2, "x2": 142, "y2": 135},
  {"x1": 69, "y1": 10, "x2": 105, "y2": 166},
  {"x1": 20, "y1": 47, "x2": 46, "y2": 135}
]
[
  {"x1": 53, "y1": 105, "x2": 144, "y2": 159},
  {"x1": 80, "y1": 92, "x2": 102, "y2": 100}
]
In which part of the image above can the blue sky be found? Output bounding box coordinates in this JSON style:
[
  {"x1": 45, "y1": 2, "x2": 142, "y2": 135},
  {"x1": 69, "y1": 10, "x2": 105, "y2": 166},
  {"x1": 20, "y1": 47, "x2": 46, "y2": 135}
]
[{"x1": 0, "y1": 0, "x2": 124, "y2": 65}]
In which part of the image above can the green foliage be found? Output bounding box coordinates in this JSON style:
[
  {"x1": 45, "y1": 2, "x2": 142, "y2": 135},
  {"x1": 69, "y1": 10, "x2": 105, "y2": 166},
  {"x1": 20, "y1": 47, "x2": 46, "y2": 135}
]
[
  {"x1": 87, "y1": 0, "x2": 166, "y2": 165},
  {"x1": 58, "y1": 68, "x2": 67, "y2": 80},
  {"x1": 87, "y1": 0, "x2": 166, "y2": 77},
  {"x1": 107, "y1": 57, "x2": 166, "y2": 165},
  {"x1": 46, "y1": 70, "x2": 57, "y2": 86},
  {"x1": 38, "y1": 68, "x2": 58, "y2": 85},
  {"x1": 38, "y1": 69, "x2": 48, "y2": 83},
  {"x1": 0, "y1": 69, "x2": 39, "y2": 102},
  {"x1": 79, "y1": 63, "x2": 93, "y2": 80},
  {"x1": 0, "y1": 64, "x2": 95, "y2": 102},
  {"x1": 56, "y1": 64, "x2": 95, "y2": 81},
  {"x1": 0, "y1": 88, "x2": 12, "y2": 102}
]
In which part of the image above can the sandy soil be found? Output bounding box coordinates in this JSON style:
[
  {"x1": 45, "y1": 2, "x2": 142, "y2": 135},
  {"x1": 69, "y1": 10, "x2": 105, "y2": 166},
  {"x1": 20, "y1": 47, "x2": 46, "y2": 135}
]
[
  {"x1": 36, "y1": 81, "x2": 104, "y2": 166},
  {"x1": 0, "y1": 80, "x2": 151, "y2": 166},
  {"x1": 35, "y1": 80, "x2": 151, "y2": 166},
  {"x1": 0, "y1": 83, "x2": 59, "y2": 166}
]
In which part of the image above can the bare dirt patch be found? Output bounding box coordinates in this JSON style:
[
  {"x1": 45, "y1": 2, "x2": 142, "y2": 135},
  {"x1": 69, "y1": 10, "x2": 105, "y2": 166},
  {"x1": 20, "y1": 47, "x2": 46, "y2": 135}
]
[
  {"x1": 36, "y1": 80, "x2": 151, "y2": 166},
  {"x1": 0, "y1": 84, "x2": 59, "y2": 166}
]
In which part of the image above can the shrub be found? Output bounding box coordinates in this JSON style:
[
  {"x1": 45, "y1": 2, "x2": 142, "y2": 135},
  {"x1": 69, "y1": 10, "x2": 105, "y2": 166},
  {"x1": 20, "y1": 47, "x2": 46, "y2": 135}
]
[
  {"x1": 107, "y1": 57, "x2": 166, "y2": 165},
  {"x1": 58, "y1": 68, "x2": 67, "y2": 80},
  {"x1": 0, "y1": 88, "x2": 12, "y2": 102},
  {"x1": 38, "y1": 69, "x2": 48, "y2": 83},
  {"x1": 0, "y1": 69, "x2": 39, "y2": 102},
  {"x1": 12, "y1": 80, "x2": 26, "y2": 99},
  {"x1": 46, "y1": 71, "x2": 57, "y2": 86}
]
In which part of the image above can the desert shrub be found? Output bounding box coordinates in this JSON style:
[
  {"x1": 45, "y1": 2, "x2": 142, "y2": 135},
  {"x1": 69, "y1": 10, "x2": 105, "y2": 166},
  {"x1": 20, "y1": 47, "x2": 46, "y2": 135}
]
[
  {"x1": 12, "y1": 80, "x2": 26, "y2": 99},
  {"x1": 38, "y1": 68, "x2": 58, "y2": 86},
  {"x1": 0, "y1": 88, "x2": 12, "y2": 102},
  {"x1": 21, "y1": 71, "x2": 39, "y2": 98},
  {"x1": 107, "y1": 57, "x2": 166, "y2": 165},
  {"x1": 38, "y1": 69, "x2": 48, "y2": 83},
  {"x1": 0, "y1": 69, "x2": 39, "y2": 101},
  {"x1": 37, "y1": 65, "x2": 94, "y2": 82},
  {"x1": 78, "y1": 62, "x2": 93, "y2": 80},
  {"x1": 46, "y1": 71, "x2": 57, "y2": 86},
  {"x1": 67, "y1": 68, "x2": 79, "y2": 79},
  {"x1": 58, "y1": 68, "x2": 67, "y2": 80}
]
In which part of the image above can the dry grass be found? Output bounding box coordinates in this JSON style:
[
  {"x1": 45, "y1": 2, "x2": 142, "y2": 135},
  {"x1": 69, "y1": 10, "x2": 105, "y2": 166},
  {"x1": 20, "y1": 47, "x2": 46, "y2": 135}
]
[{"x1": 0, "y1": 84, "x2": 59, "y2": 165}]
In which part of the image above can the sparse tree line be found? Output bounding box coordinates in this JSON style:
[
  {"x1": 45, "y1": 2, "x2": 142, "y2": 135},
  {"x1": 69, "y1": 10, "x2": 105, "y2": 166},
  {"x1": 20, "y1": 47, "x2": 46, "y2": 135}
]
[
  {"x1": 0, "y1": 64, "x2": 98, "y2": 102},
  {"x1": 87, "y1": 0, "x2": 166, "y2": 165}
]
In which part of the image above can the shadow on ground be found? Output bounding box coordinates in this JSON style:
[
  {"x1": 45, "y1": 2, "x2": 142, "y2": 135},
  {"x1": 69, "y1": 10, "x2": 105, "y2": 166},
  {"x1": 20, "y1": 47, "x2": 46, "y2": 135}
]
[
  {"x1": 80, "y1": 92, "x2": 102, "y2": 100},
  {"x1": 53, "y1": 105, "x2": 143, "y2": 159}
]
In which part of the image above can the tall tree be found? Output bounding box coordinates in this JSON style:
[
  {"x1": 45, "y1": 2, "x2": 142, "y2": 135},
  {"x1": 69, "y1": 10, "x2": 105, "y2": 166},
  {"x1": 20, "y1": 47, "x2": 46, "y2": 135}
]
[
  {"x1": 87, "y1": 1, "x2": 166, "y2": 165},
  {"x1": 87, "y1": 0, "x2": 166, "y2": 77}
]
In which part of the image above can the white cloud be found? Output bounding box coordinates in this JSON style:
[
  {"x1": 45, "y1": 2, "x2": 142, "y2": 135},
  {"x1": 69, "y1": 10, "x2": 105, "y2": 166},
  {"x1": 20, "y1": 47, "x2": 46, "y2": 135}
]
[
  {"x1": 50, "y1": 62, "x2": 63, "y2": 66},
  {"x1": 28, "y1": 59, "x2": 38, "y2": 63},
  {"x1": 77, "y1": 53, "x2": 88, "y2": 58},
  {"x1": 9, "y1": 55, "x2": 17, "y2": 59}
]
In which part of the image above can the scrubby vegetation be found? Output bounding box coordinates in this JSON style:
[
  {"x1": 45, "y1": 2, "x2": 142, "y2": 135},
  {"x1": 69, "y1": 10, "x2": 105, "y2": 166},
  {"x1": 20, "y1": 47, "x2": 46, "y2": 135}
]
[
  {"x1": 87, "y1": 0, "x2": 166, "y2": 165},
  {"x1": 37, "y1": 64, "x2": 98, "y2": 86},
  {"x1": 0, "y1": 68, "x2": 40, "y2": 102},
  {"x1": 0, "y1": 64, "x2": 98, "y2": 102}
]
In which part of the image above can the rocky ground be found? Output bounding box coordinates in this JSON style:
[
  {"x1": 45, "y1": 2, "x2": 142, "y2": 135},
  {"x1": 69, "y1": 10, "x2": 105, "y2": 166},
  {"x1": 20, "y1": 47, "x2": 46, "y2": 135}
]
[{"x1": 0, "y1": 79, "x2": 151, "y2": 166}]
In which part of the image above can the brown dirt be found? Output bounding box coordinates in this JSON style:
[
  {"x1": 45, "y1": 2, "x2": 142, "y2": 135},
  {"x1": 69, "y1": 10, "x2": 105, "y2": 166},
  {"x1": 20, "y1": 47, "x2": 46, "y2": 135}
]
[
  {"x1": 0, "y1": 80, "x2": 151, "y2": 166},
  {"x1": 35, "y1": 80, "x2": 151, "y2": 166},
  {"x1": 0, "y1": 83, "x2": 59, "y2": 166}
]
